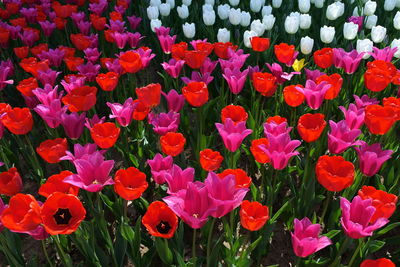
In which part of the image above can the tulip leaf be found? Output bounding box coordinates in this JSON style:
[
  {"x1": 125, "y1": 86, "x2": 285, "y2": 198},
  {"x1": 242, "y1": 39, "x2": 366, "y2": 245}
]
[
  {"x1": 375, "y1": 222, "x2": 400, "y2": 236},
  {"x1": 325, "y1": 230, "x2": 341, "y2": 239},
  {"x1": 120, "y1": 223, "x2": 135, "y2": 242},
  {"x1": 364, "y1": 240, "x2": 385, "y2": 255}
]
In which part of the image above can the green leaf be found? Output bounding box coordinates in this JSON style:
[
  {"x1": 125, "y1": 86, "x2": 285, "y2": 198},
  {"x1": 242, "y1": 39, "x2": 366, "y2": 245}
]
[
  {"x1": 366, "y1": 240, "x2": 385, "y2": 255},
  {"x1": 325, "y1": 230, "x2": 341, "y2": 239},
  {"x1": 155, "y1": 238, "x2": 173, "y2": 265},
  {"x1": 114, "y1": 230, "x2": 127, "y2": 267},
  {"x1": 376, "y1": 222, "x2": 400, "y2": 236},
  {"x1": 120, "y1": 223, "x2": 135, "y2": 242},
  {"x1": 271, "y1": 198, "x2": 292, "y2": 222}
]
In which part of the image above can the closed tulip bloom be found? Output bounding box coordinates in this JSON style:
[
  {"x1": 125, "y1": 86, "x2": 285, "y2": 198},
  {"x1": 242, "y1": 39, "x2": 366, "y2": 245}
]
[
  {"x1": 240, "y1": 12, "x2": 251, "y2": 27},
  {"x1": 364, "y1": 105, "x2": 396, "y2": 135},
  {"x1": 354, "y1": 141, "x2": 392, "y2": 177},
  {"x1": 361, "y1": 258, "x2": 395, "y2": 267},
  {"x1": 313, "y1": 47, "x2": 333, "y2": 68},
  {"x1": 221, "y1": 105, "x2": 248, "y2": 125},
  {"x1": 222, "y1": 68, "x2": 249, "y2": 95},
  {"x1": 119, "y1": 51, "x2": 142, "y2": 73},
  {"x1": 159, "y1": 3, "x2": 171, "y2": 16},
  {"x1": 320, "y1": 26, "x2": 335, "y2": 44},
  {"x1": 162, "y1": 90, "x2": 185, "y2": 113},
  {"x1": 243, "y1": 31, "x2": 258, "y2": 48},
  {"x1": 183, "y1": 0, "x2": 192, "y2": 5},
  {"x1": 90, "y1": 122, "x2": 120, "y2": 149},
  {"x1": 274, "y1": 43, "x2": 296, "y2": 65},
  {"x1": 364, "y1": 60, "x2": 396, "y2": 92},
  {"x1": 365, "y1": 15, "x2": 378, "y2": 29},
  {"x1": 136, "y1": 83, "x2": 161, "y2": 108},
  {"x1": 203, "y1": 10, "x2": 216, "y2": 26},
  {"x1": 340, "y1": 196, "x2": 388, "y2": 239},
  {"x1": 250, "y1": 138, "x2": 270, "y2": 163},
  {"x1": 295, "y1": 80, "x2": 331, "y2": 110},
  {"x1": 240, "y1": 200, "x2": 269, "y2": 231},
  {"x1": 371, "y1": 26, "x2": 386, "y2": 43},
  {"x1": 272, "y1": 0, "x2": 282, "y2": 8},
  {"x1": 148, "y1": 111, "x2": 180, "y2": 136},
  {"x1": 250, "y1": 37, "x2": 270, "y2": 52},
  {"x1": 229, "y1": 8, "x2": 242, "y2": 25},
  {"x1": 339, "y1": 103, "x2": 365, "y2": 130},
  {"x1": 114, "y1": 167, "x2": 148, "y2": 200},
  {"x1": 36, "y1": 138, "x2": 68, "y2": 164},
  {"x1": 316, "y1": 155, "x2": 355, "y2": 191},
  {"x1": 297, "y1": 113, "x2": 326, "y2": 143},
  {"x1": 326, "y1": 2, "x2": 344, "y2": 20},
  {"x1": 369, "y1": 47, "x2": 398, "y2": 62},
  {"x1": 0, "y1": 168, "x2": 22, "y2": 196},
  {"x1": 299, "y1": 14, "x2": 311, "y2": 29},
  {"x1": 142, "y1": 201, "x2": 178, "y2": 239},
  {"x1": 218, "y1": 4, "x2": 230, "y2": 20},
  {"x1": 394, "y1": 12, "x2": 400, "y2": 30},
  {"x1": 314, "y1": 0, "x2": 325, "y2": 8},
  {"x1": 250, "y1": 0, "x2": 263, "y2": 12},
  {"x1": 384, "y1": 0, "x2": 396, "y2": 11},
  {"x1": 332, "y1": 48, "x2": 364, "y2": 74},
  {"x1": 358, "y1": 186, "x2": 398, "y2": 223},
  {"x1": 357, "y1": 39, "x2": 374, "y2": 59},
  {"x1": 107, "y1": 98, "x2": 136, "y2": 127},
  {"x1": 182, "y1": 81, "x2": 208, "y2": 107},
  {"x1": 147, "y1": 153, "x2": 173, "y2": 184},
  {"x1": 291, "y1": 217, "x2": 332, "y2": 257},
  {"x1": 285, "y1": 15, "x2": 300, "y2": 34},
  {"x1": 160, "y1": 132, "x2": 186, "y2": 156},
  {"x1": 2, "y1": 107, "x2": 33, "y2": 135},
  {"x1": 182, "y1": 23, "x2": 195, "y2": 38},
  {"x1": 177, "y1": 5, "x2": 189, "y2": 19},
  {"x1": 263, "y1": 14, "x2": 276, "y2": 30},
  {"x1": 298, "y1": 0, "x2": 311, "y2": 13},
  {"x1": 328, "y1": 120, "x2": 362, "y2": 154},
  {"x1": 262, "y1": 5, "x2": 272, "y2": 16},
  {"x1": 364, "y1": 1, "x2": 377, "y2": 16},
  {"x1": 316, "y1": 73, "x2": 343, "y2": 100},
  {"x1": 96, "y1": 72, "x2": 119, "y2": 91},
  {"x1": 163, "y1": 164, "x2": 194, "y2": 195},
  {"x1": 300, "y1": 36, "x2": 314, "y2": 55},
  {"x1": 283, "y1": 84, "x2": 305, "y2": 107},
  {"x1": 61, "y1": 112, "x2": 86, "y2": 140},
  {"x1": 217, "y1": 28, "x2": 230, "y2": 43},
  {"x1": 147, "y1": 6, "x2": 159, "y2": 20},
  {"x1": 344, "y1": 22, "x2": 358, "y2": 40},
  {"x1": 218, "y1": 168, "x2": 252, "y2": 189},
  {"x1": 215, "y1": 118, "x2": 252, "y2": 152}
]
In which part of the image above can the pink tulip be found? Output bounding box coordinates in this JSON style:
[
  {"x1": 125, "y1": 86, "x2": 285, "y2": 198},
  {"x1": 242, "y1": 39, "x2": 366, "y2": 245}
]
[
  {"x1": 112, "y1": 32, "x2": 129, "y2": 49},
  {"x1": 182, "y1": 72, "x2": 214, "y2": 85},
  {"x1": 305, "y1": 68, "x2": 325, "y2": 81},
  {"x1": 296, "y1": 80, "x2": 331, "y2": 110},
  {"x1": 84, "y1": 48, "x2": 101, "y2": 63},
  {"x1": 147, "y1": 153, "x2": 174, "y2": 184},
  {"x1": 157, "y1": 34, "x2": 177, "y2": 54},
  {"x1": 77, "y1": 62, "x2": 100, "y2": 82},
  {"x1": 34, "y1": 100, "x2": 67, "y2": 129},
  {"x1": 61, "y1": 143, "x2": 105, "y2": 162},
  {"x1": 354, "y1": 141, "x2": 393, "y2": 177},
  {"x1": 332, "y1": 48, "x2": 364, "y2": 74},
  {"x1": 328, "y1": 120, "x2": 362, "y2": 154},
  {"x1": 354, "y1": 94, "x2": 379, "y2": 109},
  {"x1": 107, "y1": 97, "x2": 137, "y2": 127},
  {"x1": 127, "y1": 15, "x2": 142, "y2": 30},
  {"x1": 136, "y1": 47, "x2": 156, "y2": 68},
  {"x1": 38, "y1": 48, "x2": 65, "y2": 67},
  {"x1": 215, "y1": 118, "x2": 252, "y2": 152},
  {"x1": 369, "y1": 46, "x2": 398, "y2": 62},
  {"x1": 205, "y1": 172, "x2": 248, "y2": 218},
  {"x1": 339, "y1": 103, "x2": 365, "y2": 130},
  {"x1": 161, "y1": 59, "x2": 185, "y2": 78},
  {"x1": 222, "y1": 68, "x2": 248, "y2": 94},
  {"x1": 266, "y1": 63, "x2": 300, "y2": 84},
  {"x1": 291, "y1": 217, "x2": 332, "y2": 258},
  {"x1": 85, "y1": 114, "x2": 106, "y2": 129},
  {"x1": 61, "y1": 112, "x2": 86, "y2": 139},
  {"x1": 340, "y1": 196, "x2": 389, "y2": 239},
  {"x1": 148, "y1": 111, "x2": 180, "y2": 136},
  {"x1": 64, "y1": 151, "x2": 115, "y2": 192},
  {"x1": 161, "y1": 90, "x2": 185, "y2": 113},
  {"x1": 200, "y1": 58, "x2": 218, "y2": 75},
  {"x1": 164, "y1": 164, "x2": 195, "y2": 195}
]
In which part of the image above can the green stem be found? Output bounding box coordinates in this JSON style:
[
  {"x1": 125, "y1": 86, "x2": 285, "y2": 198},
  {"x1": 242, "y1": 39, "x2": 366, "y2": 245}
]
[
  {"x1": 192, "y1": 229, "x2": 197, "y2": 265},
  {"x1": 329, "y1": 236, "x2": 351, "y2": 267},
  {"x1": 295, "y1": 256, "x2": 302, "y2": 267},
  {"x1": 206, "y1": 218, "x2": 216, "y2": 267},
  {"x1": 348, "y1": 238, "x2": 364, "y2": 267},
  {"x1": 42, "y1": 240, "x2": 54, "y2": 267},
  {"x1": 53, "y1": 236, "x2": 71, "y2": 267},
  {"x1": 320, "y1": 191, "x2": 333, "y2": 225}
]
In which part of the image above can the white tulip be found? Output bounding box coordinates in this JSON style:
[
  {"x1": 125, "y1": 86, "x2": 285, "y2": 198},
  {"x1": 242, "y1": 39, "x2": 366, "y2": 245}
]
[
  {"x1": 300, "y1": 14, "x2": 312, "y2": 29},
  {"x1": 353, "y1": 6, "x2": 363, "y2": 16},
  {"x1": 390, "y1": 39, "x2": 400, "y2": 58},
  {"x1": 396, "y1": 0, "x2": 400, "y2": 7},
  {"x1": 384, "y1": 0, "x2": 396, "y2": 10},
  {"x1": 240, "y1": 11, "x2": 251, "y2": 27},
  {"x1": 394, "y1": 11, "x2": 400, "y2": 30},
  {"x1": 150, "y1": 0, "x2": 161, "y2": 6},
  {"x1": 229, "y1": 0, "x2": 240, "y2": 6},
  {"x1": 203, "y1": 10, "x2": 216, "y2": 26},
  {"x1": 217, "y1": 28, "x2": 230, "y2": 43},
  {"x1": 326, "y1": 2, "x2": 344, "y2": 20},
  {"x1": 150, "y1": 19, "x2": 162, "y2": 32},
  {"x1": 251, "y1": 19, "x2": 266, "y2": 35},
  {"x1": 182, "y1": 22, "x2": 195, "y2": 38},
  {"x1": 202, "y1": 4, "x2": 213, "y2": 12},
  {"x1": 300, "y1": 36, "x2": 314, "y2": 54},
  {"x1": 182, "y1": 0, "x2": 192, "y2": 6},
  {"x1": 159, "y1": 3, "x2": 171, "y2": 16},
  {"x1": 365, "y1": 15, "x2": 377, "y2": 29},
  {"x1": 298, "y1": 0, "x2": 311, "y2": 13},
  {"x1": 290, "y1": 11, "x2": 301, "y2": 19},
  {"x1": 243, "y1": 30, "x2": 258, "y2": 48},
  {"x1": 343, "y1": 22, "x2": 358, "y2": 40},
  {"x1": 263, "y1": 14, "x2": 276, "y2": 30},
  {"x1": 314, "y1": 0, "x2": 324, "y2": 8},
  {"x1": 272, "y1": 0, "x2": 282, "y2": 8},
  {"x1": 371, "y1": 25, "x2": 386, "y2": 43},
  {"x1": 320, "y1": 25, "x2": 335, "y2": 43},
  {"x1": 262, "y1": 5, "x2": 272, "y2": 16},
  {"x1": 218, "y1": 4, "x2": 230, "y2": 20},
  {"x1": 356, "y1": 39, "x2": 373, "y2": 59},
  {"x1": 285, "y1": 15, "x2": 300, "y2": 34},
  {"x1": 205, "y1": 0, "x2": 215, "y2": 5},
  {"x1": 250, "y1": 0, "x2": 263, "y2": 12},
  {"x1": 229, "y1": 8, "x2": 242, "y2": 25},
  {"x1": 177, "y1": 5, "x2": 189, "y2": 19},
  {"x1": 166, "y1": 0, "x2": 175, "y2": 8},
  {"x1": 364, "y1": 1, "x2": 376, "y2": 16},
  {"x1": 147, "y1": 6, "x2": 159, "y2": 20}
]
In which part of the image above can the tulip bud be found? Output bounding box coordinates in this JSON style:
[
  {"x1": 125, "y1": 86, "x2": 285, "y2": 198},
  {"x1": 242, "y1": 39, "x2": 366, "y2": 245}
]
[
  {"x1": 343, "y1": 22, "x2": 358, "y2": 40},
  {"x1": 166, "y1": 0, "x2": 175, "y2": 9},
  {"x1": 205, "y1": 0, "x2": 215, "y2": 5},
  {"x1": 272, "y1": 0, "x2": 282, "y2": 8},
  {"x1": 298, "y1": 0, "x2": 311, "y2": 13},
  {"x1": 364, "y1": 1, "x2": 376, "y2": 16},
  {"x1": 203, "y1": 10, "x2": 216, "y2": 26},
  {"x1": 240, "y1": 11, "x2": 251, "y2": 27},
  {"x1": 147, "y1": 6, "x2": 159, "y2": 20},
  {"x1": 300, "y1": 36, "x2": 314, "y2": 55},
  {"x1": 244, "y1": 30, "x2": 258, "y2": 48},
  {"x1": 217, "y1": 28, "x2": 230, "y2": 43},
  {"x1": 356, "y1": 39, "x2": 373, "y2": 59},
  {"x1": 384, "y1": 0, "x2": 396, "y2": 11},
  {"x1": 371, "y1": 25, "x2": 386, "y2": 43},
  {"x1": 202, "y1": 4, "x2": 213, "y2": 12},
  {"x1": 177, "y1": 5, "x2": 189, "y2": 19},
  {"x1": 251, "y1": 19, "x2": 266, "y2": 35},
  {"x1": 390, "y1": 39, "x2": 400, "y2": 58},
  {"x1": 394, "y1": 11, "x2": 400, "y2": 30},
  {"x1": 300, "y1": 14, "x2": 311, "y2": 29},
  {"x1": 285, "y1": 15, "x2": 300, "y2": 34},
  {"x1": 262, "y1": 5, "x2": 272, "y2": 16},
  {"x1": 326, "y1": 2, "x2": 344, "y2": 20},
  {"x1": 150, "y1": 0, "x2": 161, "y2": 6},
  {"x1": 229, "y1": 0, "x2": 240, "y2": 6},
  {"x1": 229, "y1": 8, "x2": 242, "y2": 25},
  {"x1": 182, "y1": 0, "x2": 192, "y2": 5},
  {"x1": 150, "y1": 19, "x2": 162, "y2": 32},
  {"x1": 314, "y1": 0, "x2": 325, "y2": 8},
  {"x1": 365, "y1": 15, "x2": 377, "y2": 29},
  {"x1": 250, "y1": 0, "x2": 263, "y2": 12},
  {"x1": 218, "y1": 4, "x2": 230, "y2": 20},
  {"x1": 182, "y1": 22, "x2": 195, "y2": 39},
  {"x1": 159, "y1": 3, "x2": 171, "y2": 17},
  {"x1": 263, "y1": 14, "x2": 276, "y2": 30},
  {"x1": 320, "y1": 25, "x2": 335, "y2": 44}
]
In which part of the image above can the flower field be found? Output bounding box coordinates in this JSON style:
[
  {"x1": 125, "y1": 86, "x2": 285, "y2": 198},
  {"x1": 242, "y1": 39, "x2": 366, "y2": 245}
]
[{"x1": 0, "y1": 0, "x2": 400, "y2": 266}]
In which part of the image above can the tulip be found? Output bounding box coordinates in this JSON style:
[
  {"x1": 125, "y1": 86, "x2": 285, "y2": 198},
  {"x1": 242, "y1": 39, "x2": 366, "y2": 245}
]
[
  {"x1": 328, "y1": 120, "x2": 362, "y2": 154},
  {"x1": 299, "y1": 14, "x2": 311, "y2": 29},
  {"x1": 340, "y1": 196, "x2": 389, "y2": 239},
  {"x1": 300, "y1": 36, "x2": 314, "y2": 55},
  {"x1": 219, "y1": 169, "x2": 252, "y2": 189},
  {"x1": 229, "y1": 0, "x2": 240, "y2": 6},
  {"x1": 316, "y1": 155, "x2": 355, "y2": 192},
  {"x1": 160, "y1": 132, "x2": 186, "y2": 157},
  {"x1": 148, "y1": 111, "x2": 180, "y2": 136},
  {"x1": 240, "y1": 12, "x2": 251, "y2": 27},
  {"x1": 297, "y1": 113, "x2": 326, "y2": 143},
  {"x1": 250, "y1": 0, "x2": 263, "y2": 12},
  {"x1": 244, "y1": 31, "x2": 258, "y2": 48},
  {"x1": 142, "y1": 201, "x2": 178, "y2": 239},
  {"x1": 182, "y1": 23, "x2": 195, "y2": 39},
  {"x1": 107, "y1": 98, "x2": 136, "y2": 127},
  {"x1": 182, "y1": 0, "x2": 192, "y2": 5},
  {"x1": 394, "y1": 11, "x2": 400, "y2": 30},
  {"x1": 240, "y1": 200, "x2": 269, "y2": 231},
  {"x1": 203, "y1": 10, "x2": 216, "y2": 26},
  {"x1": 263, "y1": 14, "x2": 276, "y2": 30},
  {"x1": 326, "y1": 2, "x2": 344, "y2": 20},
  {"x1": 339, "y1": 104, "x2": 365, "y2": 130},
  {"x1": 147, "y1": 153, "x2": 173, "y2": 184},
  {"x1": 215, "y1": 118, "x2": 252, "y2": 152},
  {"x1": 296, "y1": 80, "x2": 331, "y2": 110},
  {"x1": 291, "y1": 218, "x2": 332, "y2": 258},
  {"x1": 371, "y1": 26, "x2": 386, "y2": 43},
  {"x1": 391, "y1": 39, "x2": 400, "y2": 58},
  {"x1": 261, "y1": 5, "x2": 272, "y2": 16},
  {"x1": 217, "y1": 4, "x2": 230, "y2": 20},
  {"x1": 332, "y1": 48, "x2": 364, "y2": 74},
  {"x1": 177, "y1": 5, "x2": 189, "y2": 19},
  {"x1": 161, "y1": 59, "x2": 185, "y2": 78},
  {"x1": 365, "y1": 15, "x2": 377, "y2": 29},
  {"x1": 61, "y1": 112, "x2": 86, "y2": 140},
  {"x1": 320, "y1": 26, "x2": 335, "y2": 44},
  {"x1": 221, "y1": 105, "x2": 248, "y2": 125},
  {"x1": 272, "y1": 0, "x2": 282, "y2": 8},
  {"x1": 357, "y1": 39, "x2": 373, "y2": 59},
  {"x1": 217, "y1": 28, "x2": 230, "y2": 43},
  {"x1": 343, "y1": 22, "x2": 358, "y2": 40},
  {"x1": 150, "y1": 0, "x2": 161, "y2": 6},
  {"x1": 164, "y1": 164, "x2": 195, "y2": 195},
  {"x1": 364, "y1": 1, "x2": 377, "y2": 16},
  {"x1": 361, "y1": 258, "x2": 395, "y2": 267},
  {"x1": 150, "y1": 19, "x2": 162, "y2": 32},
  {"x1": 159, "y1": 3, "x2": 171, "y2": 16},
  {"x1": 229, "y1": 8, "x2": 242, "y2": 25},
  {"x1": 384, "y1": 0, "x2": 396, "y2": 11},
  {"x1": 314, "y1": 0, "x2": 324, "y2": 8},
  {"x1": 285, "y1": 15, "x2": 300, "y2": 34},
  {"x1": 354, "y1": 141, "x2": 392, "y2": 177},
  {"x1": 222, "y1": 68, "x2": 249, "y2": 95}
]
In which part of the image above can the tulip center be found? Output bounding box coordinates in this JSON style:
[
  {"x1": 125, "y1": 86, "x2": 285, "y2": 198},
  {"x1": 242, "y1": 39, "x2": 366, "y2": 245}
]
[
  {"x1": 156, "y1": 220, "x2": 171, "y2": 234},
  {"x1": 54, "y1": 208, "x2": 72, "y2": 225}
]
